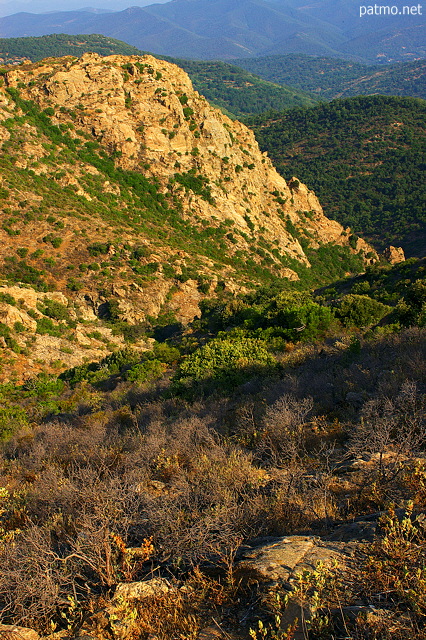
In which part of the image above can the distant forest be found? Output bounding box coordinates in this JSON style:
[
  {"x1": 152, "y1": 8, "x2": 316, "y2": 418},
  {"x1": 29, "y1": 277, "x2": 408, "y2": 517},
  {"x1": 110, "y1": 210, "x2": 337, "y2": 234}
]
[
  {"x1": 248, "y1": 95, "x2": 426, "y2": 256},
  {"x1": 162, "y1": 58, "x2": 318, "y2": 116},
  {"x1": 233, "y1": 54, "x2": 426, "y2": 101},
  {"x1": 0, "y1": 33, "x2": 142, "y2": 64}
]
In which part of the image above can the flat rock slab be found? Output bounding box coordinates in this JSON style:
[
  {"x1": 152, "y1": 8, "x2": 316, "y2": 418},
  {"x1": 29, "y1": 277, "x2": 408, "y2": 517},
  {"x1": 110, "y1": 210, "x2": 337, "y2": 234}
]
[
  {"x1": 235, "y1": 536, "x2": 355, "y2": 585},
  {"x1": 235, "y1": 536, "x2": 315, "y2": 583},
  {"x1": 113, "y1": 577, "x2": 170, "y2": 602}
]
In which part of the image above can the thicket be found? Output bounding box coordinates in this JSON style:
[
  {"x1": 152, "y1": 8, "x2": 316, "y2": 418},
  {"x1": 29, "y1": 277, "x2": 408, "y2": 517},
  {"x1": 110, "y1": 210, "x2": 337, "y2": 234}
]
[
  {"x1": 0, "y1": 319, "x2": 425, "y2": 638},
  {"x1": 1, "y1": 260, "x2": 426, "y2": 640}
]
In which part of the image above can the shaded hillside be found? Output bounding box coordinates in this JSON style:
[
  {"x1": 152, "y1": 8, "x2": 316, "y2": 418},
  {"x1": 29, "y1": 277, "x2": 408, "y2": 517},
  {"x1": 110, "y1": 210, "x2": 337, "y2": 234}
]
[
  {"x1": 162, "y1": 57, "x2": 318, "y2": 116},
  {"x1": 233, "y1": 54, "x2": 426, "y2": 101},
  {"x1": 0, "y1": 33, "x2": 142, "y2": 65},
  {"x1": 248, "y1": 95, "x2": 426, "y2": 256}
]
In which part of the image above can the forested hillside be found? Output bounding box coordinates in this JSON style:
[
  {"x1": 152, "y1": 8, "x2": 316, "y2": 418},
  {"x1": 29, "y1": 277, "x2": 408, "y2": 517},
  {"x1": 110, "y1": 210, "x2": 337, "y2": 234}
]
[
  {"x1": 233, "y1": 54, "x2": 426, "y2": 101},
  {"x1": 0, "y1": 33, "x2": 142, "y2": 65},
  {"x1": 248, "y1": 95, "x2": 426, "y2": 256},
  {"x1": 161, "y1": 57, "x2": 318, "y2": 116}
]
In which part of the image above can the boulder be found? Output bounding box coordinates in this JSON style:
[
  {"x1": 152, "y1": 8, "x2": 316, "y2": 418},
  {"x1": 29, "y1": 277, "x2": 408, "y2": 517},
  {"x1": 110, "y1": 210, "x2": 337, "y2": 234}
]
[
  {"x1": 382, "y1": 246, "x2": 405, "y2": 264},
  {"x1": 0, "y1": 624, "x2": 40, "y2": 640},
  {"x1": 113, "y1": 577, "x2": 170, "y2": 602}
]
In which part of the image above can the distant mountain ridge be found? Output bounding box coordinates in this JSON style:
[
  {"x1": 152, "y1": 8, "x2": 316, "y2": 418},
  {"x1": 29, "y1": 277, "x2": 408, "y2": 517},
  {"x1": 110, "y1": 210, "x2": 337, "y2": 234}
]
[{"x1": 0, "y1": 0, "x2": 424, "y2": 62}]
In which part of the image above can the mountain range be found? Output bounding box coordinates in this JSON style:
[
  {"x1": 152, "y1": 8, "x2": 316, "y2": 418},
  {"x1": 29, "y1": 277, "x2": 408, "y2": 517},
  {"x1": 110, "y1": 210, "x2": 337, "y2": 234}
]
[{"x1": 0, "y1": 0, "x2": 424, "y2": 62}]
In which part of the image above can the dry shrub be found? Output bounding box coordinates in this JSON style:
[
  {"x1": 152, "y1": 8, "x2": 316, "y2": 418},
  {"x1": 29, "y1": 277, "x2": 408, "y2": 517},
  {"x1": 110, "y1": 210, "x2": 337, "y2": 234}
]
[
  {"x1": 348, "y1": 380, "x2": 426, "y2": 510},
  {"x1": 348, "y1": 504, "x2": 426, "y2": 640},
  {"x1": 261, "y1": 394, "x2": 313, "y2": 462},
  {"x1": 0, "y1": 524, "x2": 75, "y2": 632}
]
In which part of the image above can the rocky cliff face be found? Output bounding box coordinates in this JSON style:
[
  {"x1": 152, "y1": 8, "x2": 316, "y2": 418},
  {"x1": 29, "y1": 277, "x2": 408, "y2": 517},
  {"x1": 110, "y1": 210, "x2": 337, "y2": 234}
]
[
  {"x1": 0, "y1": 53, "x2": 376, "y2": 382},
  {"x1": 4, "y1": 53, "x2": 374, "y2": 265}
]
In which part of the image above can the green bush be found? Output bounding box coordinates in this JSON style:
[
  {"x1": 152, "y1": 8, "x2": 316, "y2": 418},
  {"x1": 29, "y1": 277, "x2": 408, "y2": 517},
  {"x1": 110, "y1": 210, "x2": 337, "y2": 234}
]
[
  {"x1": 0, "y1": 292, "x2": 16, "y2": 305},
  {"x1": 39, "y1": 298, "x2": 71, "y2": 323},
  {"x1": 124, "y1": 359, "x2": 164, "y2": 382},
  {"x1": 42, "y1": 234, "x2": 62, "y2": 248},
  {"x1": 175, "y1": 336, "x2": 275, "y2": 385},
  {"x1": 153, "y1": 342, "x2": 180, "y2": 364},
  {"x1": 36, "y1": 317, "x2": 64, "y2": 337},
  {"x1": 0, "y1": 404, "x2": 28, "y2": 441},
  {"x1": 336, "y1": 294, "x2": 391, "y2": 328}
]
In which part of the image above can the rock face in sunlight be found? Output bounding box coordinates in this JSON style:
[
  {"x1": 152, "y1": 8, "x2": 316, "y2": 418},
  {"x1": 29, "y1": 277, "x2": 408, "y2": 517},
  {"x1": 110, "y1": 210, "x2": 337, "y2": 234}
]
[
  {"x1": 4, "y1": 53, "x2": 374, "y2": 267},
  {"x1": 0, "y1": 53, "x2": 376, "y2": 382}
]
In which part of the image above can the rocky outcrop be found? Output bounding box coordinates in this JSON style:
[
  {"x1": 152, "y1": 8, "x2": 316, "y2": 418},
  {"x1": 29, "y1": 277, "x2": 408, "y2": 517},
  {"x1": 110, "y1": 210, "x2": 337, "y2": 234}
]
[
  {"x1": 235, "y1": 535, "x2": 357, "y2": 586},
  {"x1": 0, "y1": 53, "x2": 379, "y2": 382},
  {"x1": 4, "y1": 53, "x2": 377, "y2": 268},
  {"x1": 383, "y1": 245, "x2": 405, "y2": 264},
  {"x1": 235, "y1": 534, "x2": 366, "y2": 640}
]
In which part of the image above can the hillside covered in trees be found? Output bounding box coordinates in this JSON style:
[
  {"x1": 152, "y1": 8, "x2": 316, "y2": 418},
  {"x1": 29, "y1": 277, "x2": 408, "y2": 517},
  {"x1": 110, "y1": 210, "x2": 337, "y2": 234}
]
[
  {"x1": 0, "y1": 33, "x2": 142, "y2": 65},
  {"x1": 162, "y1": 57, "x2": 318, "y2": 116},
  {"x1": 233, "y1": 54, "x2": 426, "y2": 101},
  {"x1": 248, "y1": 95, "x2": 426, "y2": 256}
]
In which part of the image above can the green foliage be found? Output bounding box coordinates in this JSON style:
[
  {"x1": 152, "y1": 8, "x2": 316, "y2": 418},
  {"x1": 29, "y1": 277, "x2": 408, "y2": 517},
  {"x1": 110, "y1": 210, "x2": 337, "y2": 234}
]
[
  {"x1": 233, "y1": 54, "x2": 426, "y2": 102},
  {"x1": 22, "y1": 373, "x2": 65, "y2": 399},
  {"x1": 162, "y1": 57, "x2": 317, "y2": 117},
  {"x1": 0, "y1": 404, "x2": 28, "y2": 441},
  {"x1": 0, "y1": 34, "x2": 142, "y2": 64},
  {"x1": 36, "y1": 317, "x2": 64, "y2": 337},
  {"x1": 321, "y1": 257, "x2": 426, "y2": 331},
  {"x1": 175, "y1": 335, "x2": 275, "y2": 389},
  {"x1": 0, "y1": 292, "x2": 16, "y2": 305},
  {"x1": 153, "y1": 342, "x2": 180, "y2": 363},
  {"x1": 201, "y1": 289, "x2": 335, "y2": 344},
  {"x1": 42, "y1": 233, "x2": 62, "y2": 248},
  {"x1": 39, "y1": 298, "x2": 71, "y2": 323},
  {"x1": 59, "y1": 342, "x2": 178, "y2": 387},
  {"x1": 124, "y1": 359, "x2": 164, "y2": 383},
  {"x1": 397, "y1": 279, "x2": 426, "y2": 327},
  {"x1": 335, "y1": 294, "x2": 391, "y2": 328},
  {"x1": 171, "y1": 169, "x2": 214, "y2": 204},
  {"x1": 248, "y1": 95, "x2": 426, "y2": 255},
  {"x1": 0, "y1": 321, "x2": 20, "y2": 351},
  {"x1": 87, "y1": 242, "x2": 111, "y2": 256},
  {"x1": 1, "y1": 257, "x2": 46, "y2": 290}
]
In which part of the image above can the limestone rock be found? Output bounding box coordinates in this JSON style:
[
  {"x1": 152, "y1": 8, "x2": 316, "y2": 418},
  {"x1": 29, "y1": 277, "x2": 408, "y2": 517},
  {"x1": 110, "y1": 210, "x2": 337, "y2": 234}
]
[
  {"x1": 236, "y1": 536, "x2": 315, "y2": 583},
  {"x1": 382, "y1": 245, "x2": 405, "y2": 264},
  {"x1": 235, "y1": 536, "x2": 355, "y2": 586},
  {"x1": 0, "y1": 303, "x2": 37, "y2": 331},
  {"x1": 113, "y1": 577, "x2": 170, "y2": 602},
  {"x1": 4, "y1": 54, "x2": 377, "y2": 270},
  {"x1": 0, "y1": 624, "x2": 40, "y2": 640}
]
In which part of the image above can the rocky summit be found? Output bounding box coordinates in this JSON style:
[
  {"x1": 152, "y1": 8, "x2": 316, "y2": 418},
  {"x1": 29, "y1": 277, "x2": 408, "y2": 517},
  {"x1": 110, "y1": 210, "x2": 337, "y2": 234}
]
[{"x1": 0, "y1": 53, "x2": 375, "y2": 382}]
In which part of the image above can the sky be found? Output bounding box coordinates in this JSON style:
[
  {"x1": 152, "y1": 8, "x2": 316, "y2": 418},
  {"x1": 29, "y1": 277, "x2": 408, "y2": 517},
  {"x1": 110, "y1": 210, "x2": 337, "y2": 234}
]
[{"x1": 0, "y1": 0, "x2": 170, "y2": 18}]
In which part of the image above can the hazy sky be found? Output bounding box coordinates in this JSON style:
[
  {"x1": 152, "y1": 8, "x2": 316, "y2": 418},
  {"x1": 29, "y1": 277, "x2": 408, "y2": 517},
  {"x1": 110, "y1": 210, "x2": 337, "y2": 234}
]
[{"x1": 0, "y1": 0, "x2": 170, "y2": 18}]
